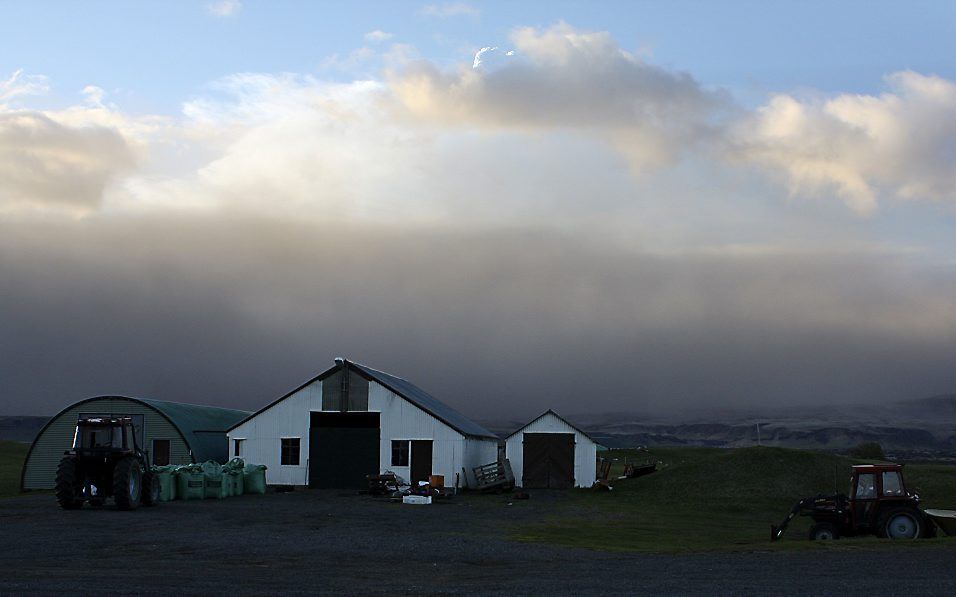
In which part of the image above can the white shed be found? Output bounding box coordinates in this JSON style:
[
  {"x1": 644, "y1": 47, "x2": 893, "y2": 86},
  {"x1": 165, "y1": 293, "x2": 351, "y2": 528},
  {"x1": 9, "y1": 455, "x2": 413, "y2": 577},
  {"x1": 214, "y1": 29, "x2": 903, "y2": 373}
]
[
  {"x1": 505, "y1": 410, "x2": 597, "y2": 488},
  {"x1": 227, "y1": 358, "x2": 499, "y2": 490}
]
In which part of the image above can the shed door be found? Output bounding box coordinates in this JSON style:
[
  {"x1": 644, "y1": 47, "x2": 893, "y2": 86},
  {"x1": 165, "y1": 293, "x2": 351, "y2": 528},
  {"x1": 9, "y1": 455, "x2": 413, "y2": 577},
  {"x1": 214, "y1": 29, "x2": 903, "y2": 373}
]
[
  {"x1": 309, "y1": 412, "x2": 380, "y2": 489},
  {"x1": 410, "y1": 440, "x2": 433, "y2": 484},
  {"x1": 522, "y1": 433, "x2": 575, "y2": 489},
  {"x1": 152, "y1": 439, "x2": 170, "y2": 466}
]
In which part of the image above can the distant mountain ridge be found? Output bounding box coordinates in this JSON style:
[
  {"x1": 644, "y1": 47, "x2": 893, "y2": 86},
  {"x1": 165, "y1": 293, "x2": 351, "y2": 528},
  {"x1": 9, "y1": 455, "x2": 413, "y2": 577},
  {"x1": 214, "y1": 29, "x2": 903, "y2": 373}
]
[
  {"x1": 480, "y1": 394, "x2": 956, "y2": 459},
  {"x1": 9, "y1": 394, "x2": 956, "y2": 457},
  {"x1": 0, "y1": 416, "x2": 48, "y2": 443}
]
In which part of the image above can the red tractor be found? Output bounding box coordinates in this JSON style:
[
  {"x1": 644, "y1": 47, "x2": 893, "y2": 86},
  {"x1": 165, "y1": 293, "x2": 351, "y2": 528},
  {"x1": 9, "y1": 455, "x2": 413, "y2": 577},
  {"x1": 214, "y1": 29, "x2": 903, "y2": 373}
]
[
  {"x1": 55, "y1": 416, "x2": 159, "y2": 510},
  {"x1": 772, "y1": 464, "x2": 935, "y2": 541}
]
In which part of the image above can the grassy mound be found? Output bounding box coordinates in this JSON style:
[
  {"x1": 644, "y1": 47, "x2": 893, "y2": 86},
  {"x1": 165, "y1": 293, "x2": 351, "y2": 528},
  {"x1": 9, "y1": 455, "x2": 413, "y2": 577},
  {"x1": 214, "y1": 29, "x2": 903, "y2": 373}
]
[
  {"x1": 514, "y1": 446, "x2": 956, "y2": 552},
  {"x1": 0, "y1": 441, "x2": 29, "y2": 498}
]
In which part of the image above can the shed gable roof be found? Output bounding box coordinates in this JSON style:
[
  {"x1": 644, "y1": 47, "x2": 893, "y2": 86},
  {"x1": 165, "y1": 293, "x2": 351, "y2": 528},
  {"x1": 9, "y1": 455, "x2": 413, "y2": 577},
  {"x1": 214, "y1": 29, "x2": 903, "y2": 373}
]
[{"x1": 506, "y1": 409, "x2": 596, "y2": 442}]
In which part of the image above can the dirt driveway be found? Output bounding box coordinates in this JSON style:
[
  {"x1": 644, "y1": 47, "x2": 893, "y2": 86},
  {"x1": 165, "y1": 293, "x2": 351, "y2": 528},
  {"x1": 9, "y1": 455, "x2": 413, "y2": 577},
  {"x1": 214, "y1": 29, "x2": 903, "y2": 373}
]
[{"x1": 1, "y1": 490, "x2": 954, "y2": 595}]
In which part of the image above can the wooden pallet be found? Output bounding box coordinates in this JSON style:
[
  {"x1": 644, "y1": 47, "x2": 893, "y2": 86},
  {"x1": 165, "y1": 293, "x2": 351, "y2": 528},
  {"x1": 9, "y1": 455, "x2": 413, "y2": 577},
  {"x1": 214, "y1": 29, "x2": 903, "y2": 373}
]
[{"x1": 471, "y1": 459, "x2": 515, "y2": 491}]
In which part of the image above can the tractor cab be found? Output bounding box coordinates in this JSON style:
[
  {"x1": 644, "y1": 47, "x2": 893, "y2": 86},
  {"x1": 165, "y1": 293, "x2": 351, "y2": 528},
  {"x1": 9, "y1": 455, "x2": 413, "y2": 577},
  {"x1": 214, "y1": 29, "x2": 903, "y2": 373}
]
[
  {"x1": 847, "y1": 464, "x2": 917, "y2": 530},
  {"x1": 72, "y1": 417, "x2": 138, "y2": 453}
]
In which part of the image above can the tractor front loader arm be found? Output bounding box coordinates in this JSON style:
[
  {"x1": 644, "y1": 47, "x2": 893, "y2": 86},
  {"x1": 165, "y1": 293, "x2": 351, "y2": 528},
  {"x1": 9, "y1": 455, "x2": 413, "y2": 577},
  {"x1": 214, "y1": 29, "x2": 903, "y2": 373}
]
[{"x1": 771, "y1": 498, "x2": 813, "y2": 541}]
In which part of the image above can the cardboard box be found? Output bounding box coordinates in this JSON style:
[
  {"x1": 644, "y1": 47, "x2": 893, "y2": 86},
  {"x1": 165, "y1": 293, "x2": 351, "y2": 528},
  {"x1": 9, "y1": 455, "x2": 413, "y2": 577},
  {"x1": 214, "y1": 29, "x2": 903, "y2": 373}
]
[{"x1": 428, "y1": 475, "x2": 445, "y2": 488}]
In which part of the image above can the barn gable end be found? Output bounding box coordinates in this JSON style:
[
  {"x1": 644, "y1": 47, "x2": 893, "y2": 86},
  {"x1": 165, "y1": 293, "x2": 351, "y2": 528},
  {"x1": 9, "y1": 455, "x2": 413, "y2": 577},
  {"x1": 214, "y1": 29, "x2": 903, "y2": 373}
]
[{"x1": 228, "y1": 359, "x2": 498, "y2": 488}]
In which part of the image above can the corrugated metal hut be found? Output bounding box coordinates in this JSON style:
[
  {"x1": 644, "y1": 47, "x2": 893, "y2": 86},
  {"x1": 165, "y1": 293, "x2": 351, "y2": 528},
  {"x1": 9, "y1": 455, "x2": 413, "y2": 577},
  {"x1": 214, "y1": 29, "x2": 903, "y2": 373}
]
[
  {"x1": 505, "y1": 410, "x2": 597, "y2": 488},
  {"x1": 21, "y1": 396, "x2": 249, "y2": 490},
  {"x1": 227, "y1": 358, "x2": 499, "y2": 489}
]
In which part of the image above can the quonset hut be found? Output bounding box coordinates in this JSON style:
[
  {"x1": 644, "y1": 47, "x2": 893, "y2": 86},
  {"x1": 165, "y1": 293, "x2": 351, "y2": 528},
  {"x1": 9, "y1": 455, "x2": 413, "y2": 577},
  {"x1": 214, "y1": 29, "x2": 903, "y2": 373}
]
[
  {"x1": 505, "y1": 410, "x2": 597, "y2": 488},
  {"x1": 227, "y1": 358, "x2": 499, "y2": 489},
  {"x1": 21, "y1": 396, "x2": 250, "y2": 490}
]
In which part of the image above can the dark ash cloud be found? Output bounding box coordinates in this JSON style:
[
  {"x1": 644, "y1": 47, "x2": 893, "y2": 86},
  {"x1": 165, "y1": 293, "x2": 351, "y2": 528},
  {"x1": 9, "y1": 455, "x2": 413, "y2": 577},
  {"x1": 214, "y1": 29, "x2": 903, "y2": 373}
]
[{"x1": 1, "y1": 216, "x2": 955, "y2": 418}]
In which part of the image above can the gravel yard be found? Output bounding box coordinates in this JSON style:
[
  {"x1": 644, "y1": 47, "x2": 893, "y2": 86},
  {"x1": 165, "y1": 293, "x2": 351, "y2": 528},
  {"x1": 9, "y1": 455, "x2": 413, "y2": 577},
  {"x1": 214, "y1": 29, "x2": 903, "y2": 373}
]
[{"x1": 1, "y1": 490, "x2": 954, "y2": 595}]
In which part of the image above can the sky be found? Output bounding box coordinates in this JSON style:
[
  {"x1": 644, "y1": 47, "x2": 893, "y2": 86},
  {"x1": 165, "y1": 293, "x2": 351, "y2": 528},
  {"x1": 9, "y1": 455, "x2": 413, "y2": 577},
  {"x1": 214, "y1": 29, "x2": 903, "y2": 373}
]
[{"x1": 1, "y1": 1, "x2": 956, "y2": 419}]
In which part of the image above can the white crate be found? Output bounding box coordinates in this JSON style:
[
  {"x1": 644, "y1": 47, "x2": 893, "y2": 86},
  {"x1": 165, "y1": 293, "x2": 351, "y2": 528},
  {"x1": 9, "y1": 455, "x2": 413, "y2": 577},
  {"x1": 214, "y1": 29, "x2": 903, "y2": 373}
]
[{"x1": 402, "y1": 495, "x2": 432, "y2": 505}]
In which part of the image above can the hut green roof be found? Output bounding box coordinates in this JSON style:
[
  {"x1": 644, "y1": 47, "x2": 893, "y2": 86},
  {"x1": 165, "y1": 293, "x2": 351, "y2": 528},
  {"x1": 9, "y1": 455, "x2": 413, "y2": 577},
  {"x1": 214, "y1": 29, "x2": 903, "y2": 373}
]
[{"x1": 136, "y1": 398, "x2": 250, "y2": 463}]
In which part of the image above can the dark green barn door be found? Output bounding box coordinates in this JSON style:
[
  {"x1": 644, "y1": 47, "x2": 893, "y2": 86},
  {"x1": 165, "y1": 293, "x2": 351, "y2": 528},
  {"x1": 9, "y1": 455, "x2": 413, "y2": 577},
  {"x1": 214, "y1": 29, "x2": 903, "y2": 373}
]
[
  {"x1": 309, "y1": 412, "x2": 380, "y2": 489},
  {"x1": 522, "y1": 433, "x2": 575, "y2": 489}
]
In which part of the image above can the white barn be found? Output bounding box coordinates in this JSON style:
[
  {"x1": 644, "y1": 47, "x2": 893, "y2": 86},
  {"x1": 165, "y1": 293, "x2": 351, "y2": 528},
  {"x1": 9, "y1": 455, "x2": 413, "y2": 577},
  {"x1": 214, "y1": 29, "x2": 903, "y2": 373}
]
[
  {"x1": 505, "y1": 410, "x2": 597, "y2": 488},
  {"x1": 227, "y1": 359, "x2": 499, "y2": 489}
]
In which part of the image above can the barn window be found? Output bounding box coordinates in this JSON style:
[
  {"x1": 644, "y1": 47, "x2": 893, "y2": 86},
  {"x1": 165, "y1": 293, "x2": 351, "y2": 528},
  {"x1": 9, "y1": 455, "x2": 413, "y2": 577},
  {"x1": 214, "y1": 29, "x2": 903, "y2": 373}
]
[
  {"x1": 152, "y1": 439, "x2": 170, "y2": 466},
  {"x1": 280, "y1": 438, "x2": 300, "y2": 466},
  {"x1": 391, "y1": 440, "x2": 409, "y2": 467},
  {"x1": 233, "y1": 439, "x2": 244, "y2": 457}
]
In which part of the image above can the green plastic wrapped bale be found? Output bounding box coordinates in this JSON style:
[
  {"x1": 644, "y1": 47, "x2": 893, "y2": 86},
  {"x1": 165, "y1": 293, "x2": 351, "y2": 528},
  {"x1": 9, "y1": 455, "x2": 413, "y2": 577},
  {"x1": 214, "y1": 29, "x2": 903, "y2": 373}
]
[
  {"x1": 202, "y1": 461, "x2": 226, "y2": 500},
  {"x1": 151, "y1": 468, "x2": 176, "y2": 502},
  {"x1": 176, "y1": 468, "x2": 205, "y2": 500},
  {"x1": 219, "y1": 471, "x2": 233, "y2": 497},
  {"x1": 243, "y1": 464, "x2": 268, "y2": 495},
  {"x1": 232, "y1": 470, "x2": 244, "y2": 496},
  {"x1": 223, "y1": 457, "x2": 245, "y2": 472}
]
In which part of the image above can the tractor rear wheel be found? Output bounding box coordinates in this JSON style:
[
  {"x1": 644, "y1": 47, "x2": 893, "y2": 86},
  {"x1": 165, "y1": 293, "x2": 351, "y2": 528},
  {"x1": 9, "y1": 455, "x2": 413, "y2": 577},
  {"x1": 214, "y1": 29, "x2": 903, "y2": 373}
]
[
  {"x1": 55, "y1": 457, "x2": 83, "y2": 510},
  {"x1": 879, "y1": 507, "x2": 922, "y2": 540},
  {"x1": 142, "y1": 472, "x2": 160, "y2": 507},
  {"x1": 113, "y1": 457, "x2": 143, "y2": 510},
  {"x1": 809, "y1": 522, "x2": 839, "y2": 541}
]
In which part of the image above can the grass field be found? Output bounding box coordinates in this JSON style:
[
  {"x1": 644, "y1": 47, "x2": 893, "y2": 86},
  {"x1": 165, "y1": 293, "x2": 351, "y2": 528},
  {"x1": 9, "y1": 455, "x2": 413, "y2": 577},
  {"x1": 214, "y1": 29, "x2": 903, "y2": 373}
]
[
  {"x1": 0, "y1": 441, "x2": 28, "y2": 498},
  {"x1": 512, "y1": 446, "x2": 956, "y2": 552}
]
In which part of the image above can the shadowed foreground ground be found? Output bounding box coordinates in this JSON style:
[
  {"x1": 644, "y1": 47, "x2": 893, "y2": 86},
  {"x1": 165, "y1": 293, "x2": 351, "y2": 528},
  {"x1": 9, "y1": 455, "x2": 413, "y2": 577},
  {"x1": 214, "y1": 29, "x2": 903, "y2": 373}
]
[{"x1": 1, "y1": 490, "x2": 954, "y2": 595}]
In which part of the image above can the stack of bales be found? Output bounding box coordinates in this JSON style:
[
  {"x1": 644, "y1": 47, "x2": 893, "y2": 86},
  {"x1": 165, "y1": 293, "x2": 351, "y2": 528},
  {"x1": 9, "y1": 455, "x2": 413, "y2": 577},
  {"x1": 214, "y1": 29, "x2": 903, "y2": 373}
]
[{"x1": 150, "y1": 459, "x2": 267, "y2": 501}]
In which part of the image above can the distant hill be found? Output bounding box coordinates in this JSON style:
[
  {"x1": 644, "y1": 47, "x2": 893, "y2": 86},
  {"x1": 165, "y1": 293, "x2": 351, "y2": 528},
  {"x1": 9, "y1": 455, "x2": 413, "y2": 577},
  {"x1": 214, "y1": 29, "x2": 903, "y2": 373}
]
[
  {"x1": 480, "y1": 393, "x2": 956, "y2": 459},
  {"x1": 0, "y1": 416, "x2": 48, "y2": 443}
]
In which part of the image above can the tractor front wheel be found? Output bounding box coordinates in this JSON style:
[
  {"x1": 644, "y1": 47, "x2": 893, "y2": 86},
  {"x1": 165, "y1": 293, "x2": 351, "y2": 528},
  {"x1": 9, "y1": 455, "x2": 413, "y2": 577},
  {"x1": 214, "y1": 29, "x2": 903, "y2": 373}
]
[
  {"x1": 879, "y1": 508, "x2": 922, "y2": 540},
  {"x1": 809, "y1": 522, "x2": 839, "y2": 541},
  {"x1": 55, "y1": 457, "x2": 83, "y2": 510},
  {"x1": 142, "y1": 472, "x2": 160, "y2": 507},
  {"x1": 113, "y1": 457, "x2": 143, "y2": 511}
]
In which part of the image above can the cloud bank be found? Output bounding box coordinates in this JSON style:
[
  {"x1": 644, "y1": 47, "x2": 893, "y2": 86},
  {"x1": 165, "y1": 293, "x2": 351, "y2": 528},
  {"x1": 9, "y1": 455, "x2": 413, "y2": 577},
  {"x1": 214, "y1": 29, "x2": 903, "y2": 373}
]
[{"x1": 1, "y1": 23, "x2": 955, "y2": 415}]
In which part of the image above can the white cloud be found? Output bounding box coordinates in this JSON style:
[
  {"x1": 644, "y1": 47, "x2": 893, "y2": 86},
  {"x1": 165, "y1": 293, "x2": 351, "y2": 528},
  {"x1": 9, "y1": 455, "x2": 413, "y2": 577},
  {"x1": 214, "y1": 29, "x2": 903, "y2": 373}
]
[
  {"x1": 321, "y1": 47, "x2": 378, "y2": 73},
  {"x1": 0, "y1": 71, "x2": 170, "y2": 213},
  {"x1": 421, "y1": 2, "x2": 479, "y2": 18},
  {"x1": 733, "y1": 71, "x2": 956, "y2": 214},
  {"x1": 82, "y1": 85, "x2": 106, "y2": 107},
  {"x1": 391, "y1": 23, "x2": 727, "y2": 171},
  {"x1": 0, "y1": 69, "x2": 49, "y2": 108},
  {"x1": 0, "y1": 111, "x2": 135, "y2": 211},
  {"x1": 3, "y1": 26, "x2": 956, "y2": 223},
  {"x1": 207, "y1": 0, "x2": 242, "y2": 18},
  {"x1": 364, "y1": 30, "x2": 393, "y2": 43}
]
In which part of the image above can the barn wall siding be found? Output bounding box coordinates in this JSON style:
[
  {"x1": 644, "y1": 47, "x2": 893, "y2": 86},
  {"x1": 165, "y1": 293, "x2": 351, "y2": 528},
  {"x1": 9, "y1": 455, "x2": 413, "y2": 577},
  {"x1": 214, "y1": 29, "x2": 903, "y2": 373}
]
[
  {"x1": 462, "y1": 437, "x2": 500, "y2": 488},
  {"x1": 505, "y1": 413, "x2": 597, "y2": 488},
  {"x1": 228, "y1": 376, "x2": 497, "y2": 489},
  {"x1": 228, "y1": 380, "x2": 321, "y2": 486},
  {"x1": 370, "y1": 380, "x2": 467, "y2": 488},
  {"x1": 23, "y1": 399, "x2": 190, "y2": 490}
]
